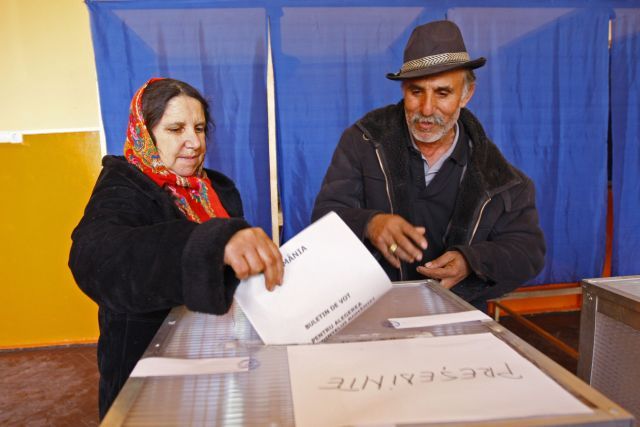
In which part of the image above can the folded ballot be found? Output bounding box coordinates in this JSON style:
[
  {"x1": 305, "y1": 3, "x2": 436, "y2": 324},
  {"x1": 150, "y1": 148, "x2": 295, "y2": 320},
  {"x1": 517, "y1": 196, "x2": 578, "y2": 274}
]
[{"x1": 234, "y1": 212, "x2": 392, "y2": 345}]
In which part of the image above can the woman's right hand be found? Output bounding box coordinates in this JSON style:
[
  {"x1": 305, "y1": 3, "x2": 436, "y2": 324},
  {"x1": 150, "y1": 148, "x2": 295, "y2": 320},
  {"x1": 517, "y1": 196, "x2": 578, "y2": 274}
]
[{"x1": 223, "y1": 228, "x2": 284, "y2": 291}]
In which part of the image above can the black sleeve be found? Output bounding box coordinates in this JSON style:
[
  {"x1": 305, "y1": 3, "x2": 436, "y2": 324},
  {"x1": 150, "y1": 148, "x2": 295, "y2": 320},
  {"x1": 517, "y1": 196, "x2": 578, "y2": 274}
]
[
  {"x1": 311, "y1": 127, "x2": 383, "y2": 240},
  {"x1": 452, "y1": 178, "x2": 546, "y2": 301},
  {"x1": 68, "y1": 174, "x2": 250, "y2": 315}
]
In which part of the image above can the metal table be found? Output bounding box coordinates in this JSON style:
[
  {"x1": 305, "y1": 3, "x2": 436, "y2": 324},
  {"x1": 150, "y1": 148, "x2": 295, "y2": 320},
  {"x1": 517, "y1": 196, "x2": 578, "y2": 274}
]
[
  {"x1": 579, "y1": 276, "x2": 640, "y2": 422},
  {"x1": 103, "y1": 281, "x2": 633, "y2": 426}
]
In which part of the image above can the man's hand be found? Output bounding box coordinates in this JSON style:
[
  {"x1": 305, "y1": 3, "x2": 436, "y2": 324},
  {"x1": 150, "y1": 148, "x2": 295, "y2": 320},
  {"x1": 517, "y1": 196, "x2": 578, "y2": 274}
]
[
  {"x1": 416, "y1": 250, "x2": 470, "y2": 289},
  {"x1": 224, "y1": 228, "x2": 284, "y2": 291},
  {"x1": 366, "y1": 214, "x2": 427, "y2": 269}
]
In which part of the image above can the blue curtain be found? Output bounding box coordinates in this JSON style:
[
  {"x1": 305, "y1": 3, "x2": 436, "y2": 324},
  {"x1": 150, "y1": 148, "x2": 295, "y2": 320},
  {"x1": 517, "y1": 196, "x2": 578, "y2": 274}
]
[
  {"x1": 271, "y1": 6, "x2": 446, "y2": 241},
  {"x1": 87, "y1": 1, "x2": 626, "y2": 285},
  {"x1": 273, "y1": 5, "x2": 611, "y2": 283},
  {"x1": 446, "y1": 8, "x2": 610, "y2": 284},
  {"x1": 86, "y1": 1, "x2": 272, "y2": 234},
  {"x1": 611, "y1": 8, "x2": 640, "y2": 276}
]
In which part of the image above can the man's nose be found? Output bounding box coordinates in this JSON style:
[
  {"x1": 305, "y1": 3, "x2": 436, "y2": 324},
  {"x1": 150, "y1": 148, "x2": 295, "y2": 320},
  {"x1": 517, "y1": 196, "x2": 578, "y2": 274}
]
[{"x1": 420, "y1": 93, "x2": 435, "y2": 116}]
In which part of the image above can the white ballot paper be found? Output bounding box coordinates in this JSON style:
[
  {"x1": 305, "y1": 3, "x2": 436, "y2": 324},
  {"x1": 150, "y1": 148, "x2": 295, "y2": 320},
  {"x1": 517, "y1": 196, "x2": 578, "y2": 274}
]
[
  {"x1": 287, "y1": 333, "x2": 591, "y2": 426},
  {"x1": 388, "y1": 310, "x2": 492, "y2": 329},
  {"x1": 234, "y1": 212, "x2": 392, "y2": 345},
  {"x1": 130, "y1": 356, "x2": 250, "y2": 377}
]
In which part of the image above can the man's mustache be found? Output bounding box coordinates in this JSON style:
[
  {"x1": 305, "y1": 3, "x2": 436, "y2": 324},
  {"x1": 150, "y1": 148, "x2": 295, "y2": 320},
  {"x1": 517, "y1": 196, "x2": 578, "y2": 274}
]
[{"x1": 411, "y1": 113, "x2": 445, "y2": 126}]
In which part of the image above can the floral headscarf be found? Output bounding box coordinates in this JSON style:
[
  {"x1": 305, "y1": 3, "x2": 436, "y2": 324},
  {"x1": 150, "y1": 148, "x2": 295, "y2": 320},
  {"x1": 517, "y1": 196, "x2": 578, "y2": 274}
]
[{"x1": 124, "y1": 78, "x2": 229, "y2": 223}]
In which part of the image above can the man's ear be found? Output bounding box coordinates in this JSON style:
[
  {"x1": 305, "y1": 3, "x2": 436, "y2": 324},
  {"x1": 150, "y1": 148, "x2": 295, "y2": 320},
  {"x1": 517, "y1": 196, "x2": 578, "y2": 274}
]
[{"x1": 460, "y1": 82, "x2": 475, "y2": 108}]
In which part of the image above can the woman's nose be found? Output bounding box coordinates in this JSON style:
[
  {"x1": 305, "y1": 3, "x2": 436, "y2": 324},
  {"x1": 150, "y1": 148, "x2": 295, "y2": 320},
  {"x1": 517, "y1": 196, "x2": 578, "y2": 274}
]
[{"x1": 184, "y1": 130, "x2": 201, "y2": 149}]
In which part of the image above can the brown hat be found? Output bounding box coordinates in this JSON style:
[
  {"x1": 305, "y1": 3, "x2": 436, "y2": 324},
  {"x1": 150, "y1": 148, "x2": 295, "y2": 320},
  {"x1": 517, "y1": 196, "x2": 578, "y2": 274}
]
[{"x1": 387, "y1": 20, "x2": 486, "y2": 81}]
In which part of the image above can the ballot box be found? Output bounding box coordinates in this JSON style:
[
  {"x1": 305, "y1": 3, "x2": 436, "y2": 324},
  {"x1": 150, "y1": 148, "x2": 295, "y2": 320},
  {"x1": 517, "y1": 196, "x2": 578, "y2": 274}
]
[
  {"x1": 102, "y1": 281, "x2": 632, "y2": 426},
  {"x1": 579, "y1": 276, "x2": 640, "y2": 421}
]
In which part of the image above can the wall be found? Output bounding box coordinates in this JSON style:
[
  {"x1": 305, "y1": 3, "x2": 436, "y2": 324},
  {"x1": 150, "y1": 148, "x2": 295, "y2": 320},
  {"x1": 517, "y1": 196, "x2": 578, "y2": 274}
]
[
  {"x1": 0, "y1": 0, "x2": 102, "y2": 347},
  {"x1": 0, "y1": 0, "x2": 100, "y2": 132},
  {"x1": 0, "y1": 132, "x2": 102, "y2": 347}
]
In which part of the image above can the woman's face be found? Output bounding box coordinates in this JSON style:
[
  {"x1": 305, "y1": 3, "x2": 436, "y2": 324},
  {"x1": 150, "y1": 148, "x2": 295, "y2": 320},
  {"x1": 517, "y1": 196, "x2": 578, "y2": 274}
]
[{"x1": 151, "y1": 95, "x2": 207, "y2": 177}]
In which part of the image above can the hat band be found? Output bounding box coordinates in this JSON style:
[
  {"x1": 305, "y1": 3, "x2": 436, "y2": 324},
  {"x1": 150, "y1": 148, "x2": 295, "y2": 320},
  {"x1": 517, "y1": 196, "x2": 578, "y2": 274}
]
[{"x1": 400, "y1": 52, "x2": 470, "y2": 74}]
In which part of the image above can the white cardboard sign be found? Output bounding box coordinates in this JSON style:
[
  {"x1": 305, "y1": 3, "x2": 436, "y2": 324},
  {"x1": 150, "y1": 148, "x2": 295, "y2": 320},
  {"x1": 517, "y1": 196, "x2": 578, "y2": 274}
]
[{"x1": 287, "y1": 333, "x2": 591, "y2": 426}]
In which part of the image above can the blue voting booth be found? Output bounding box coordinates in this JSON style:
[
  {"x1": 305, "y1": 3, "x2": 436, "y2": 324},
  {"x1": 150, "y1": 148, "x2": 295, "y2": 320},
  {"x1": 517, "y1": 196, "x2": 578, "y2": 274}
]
[{"x1": 86, "y1": 0, "x2": 640, "y2": 284}]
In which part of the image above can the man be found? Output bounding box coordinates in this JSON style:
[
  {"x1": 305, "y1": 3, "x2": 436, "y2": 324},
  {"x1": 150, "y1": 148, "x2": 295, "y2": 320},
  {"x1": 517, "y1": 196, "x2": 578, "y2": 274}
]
[{"x1": 311, "y1": 20, "x2": 545, "y2": 309}]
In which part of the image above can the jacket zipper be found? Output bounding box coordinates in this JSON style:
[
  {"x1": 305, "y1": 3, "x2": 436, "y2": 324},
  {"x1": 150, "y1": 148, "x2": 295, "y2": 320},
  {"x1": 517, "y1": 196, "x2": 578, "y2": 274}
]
[
  {"x1": 362, "y1": 133, "x2": 395, "y2": 215},
  {"x1": 374, "y1": 149, "x2": 394, "y2": 215},
  {"x1": 469, "y1": 195, "x2": 492, "y2": 244},
  {"x1": 369, "y1": 136, "x2": 405, "y2": 281}
]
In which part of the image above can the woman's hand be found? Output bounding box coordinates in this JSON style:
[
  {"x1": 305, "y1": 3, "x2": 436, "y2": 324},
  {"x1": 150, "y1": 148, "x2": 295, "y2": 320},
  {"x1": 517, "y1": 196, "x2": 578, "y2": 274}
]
[{"x1": 223, "y1": 228, "x2": 284, "y2": 291}]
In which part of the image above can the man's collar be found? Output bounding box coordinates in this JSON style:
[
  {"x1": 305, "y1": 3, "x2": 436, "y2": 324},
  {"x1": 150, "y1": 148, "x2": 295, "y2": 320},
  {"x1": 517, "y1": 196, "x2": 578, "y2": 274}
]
[{"x1": 449, "y1": 120, "x2": 468, "y2": 166}]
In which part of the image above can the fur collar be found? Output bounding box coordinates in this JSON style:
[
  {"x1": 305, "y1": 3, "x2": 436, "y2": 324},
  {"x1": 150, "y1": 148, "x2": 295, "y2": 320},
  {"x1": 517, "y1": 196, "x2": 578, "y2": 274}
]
[
  {"x1": 356, "y1": 102, "x2": 523, "y2": 245},
  {"x1": 101, "y1": 155, "x2": 242, "y2": 218}
]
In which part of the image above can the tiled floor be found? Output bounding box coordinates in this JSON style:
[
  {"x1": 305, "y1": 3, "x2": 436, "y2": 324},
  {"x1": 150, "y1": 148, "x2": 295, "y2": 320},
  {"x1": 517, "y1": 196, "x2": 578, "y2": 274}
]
[
  {"x1": 0, "y1": 344, "x2": 100, "y2": 427},
  {"x1": 0, "y1": 311, "x2": 581, "y2": 426}
]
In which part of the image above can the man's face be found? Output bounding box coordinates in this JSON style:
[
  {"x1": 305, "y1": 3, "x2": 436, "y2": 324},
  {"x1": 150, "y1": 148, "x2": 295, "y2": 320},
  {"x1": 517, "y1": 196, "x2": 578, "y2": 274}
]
[{"x1": 402, "y1": 69, "x2": 475, "y2": 145}]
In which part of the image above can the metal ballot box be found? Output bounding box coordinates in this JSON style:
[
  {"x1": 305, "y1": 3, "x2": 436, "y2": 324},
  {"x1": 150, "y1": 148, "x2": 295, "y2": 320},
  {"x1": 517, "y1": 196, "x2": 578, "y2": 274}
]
[
  {"x1": 579, "y1": 276, "x2": 640, "y2": 421},
  {"x1": 103, "y1": 281, "x2": 632, "y2": 426}
]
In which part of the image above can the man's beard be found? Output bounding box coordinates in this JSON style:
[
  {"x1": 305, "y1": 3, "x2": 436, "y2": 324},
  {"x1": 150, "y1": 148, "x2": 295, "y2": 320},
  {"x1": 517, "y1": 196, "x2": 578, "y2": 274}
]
[{"x1": 407, "y1": 111, "x2": 458, "y2": 144}]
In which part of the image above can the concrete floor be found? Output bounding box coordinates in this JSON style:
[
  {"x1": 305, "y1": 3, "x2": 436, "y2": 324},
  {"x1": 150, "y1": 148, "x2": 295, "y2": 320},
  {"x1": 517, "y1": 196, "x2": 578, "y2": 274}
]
[{"x1": 0, "y1": 311, "x2": 580, "y2": 426}]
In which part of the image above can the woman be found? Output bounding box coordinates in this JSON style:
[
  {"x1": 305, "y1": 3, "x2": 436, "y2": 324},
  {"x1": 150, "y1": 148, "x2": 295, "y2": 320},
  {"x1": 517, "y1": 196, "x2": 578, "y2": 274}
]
[{"x1": 69, "y1": 78, "x2": 283, "y2": 419}]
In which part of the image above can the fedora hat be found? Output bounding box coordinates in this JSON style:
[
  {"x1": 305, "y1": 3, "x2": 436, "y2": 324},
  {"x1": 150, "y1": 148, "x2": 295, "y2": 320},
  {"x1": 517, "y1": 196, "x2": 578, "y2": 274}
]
[{"x1": 387, "y1": 20, "x2": 486, "y2": 80}]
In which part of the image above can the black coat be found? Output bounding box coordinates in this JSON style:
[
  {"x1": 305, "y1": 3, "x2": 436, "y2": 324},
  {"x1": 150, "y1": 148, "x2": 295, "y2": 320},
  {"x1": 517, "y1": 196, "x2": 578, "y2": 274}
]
[
  {"x1": 69, "y1": 155, "x2": 250, "y2": 418},
  {"x1": 312, "y1": 103, "x2": 545, "y2": 307}
]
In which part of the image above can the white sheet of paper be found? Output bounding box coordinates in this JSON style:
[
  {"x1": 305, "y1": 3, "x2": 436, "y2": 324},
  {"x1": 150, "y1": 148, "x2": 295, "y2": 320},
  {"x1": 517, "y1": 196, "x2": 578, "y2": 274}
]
[
  {"x1": 130, "y1": 356, "x2": 250, "y2": 377},
  {"x1": 287, "y1": 333, "x2": 591, "y2": 426},
  {"x1": 234, "y1": 212, "x2": 392, "y2": 345},
  {"x1": 388, "y1": 310, "x2": 491, "y2": 329}
]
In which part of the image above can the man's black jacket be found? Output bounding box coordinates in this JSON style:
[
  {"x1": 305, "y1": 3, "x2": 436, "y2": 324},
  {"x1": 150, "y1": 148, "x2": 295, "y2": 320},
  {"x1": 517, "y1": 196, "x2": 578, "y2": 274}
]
[{"x1": 312, "y1": 103, "x2": 545, "y2": 306}]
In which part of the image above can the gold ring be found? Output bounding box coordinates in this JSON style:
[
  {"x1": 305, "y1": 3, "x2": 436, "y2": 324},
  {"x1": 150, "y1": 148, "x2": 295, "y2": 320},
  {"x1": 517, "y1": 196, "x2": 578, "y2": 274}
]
[{"x1": 389, "y1": 243, "x2": 398, "y2": 254}]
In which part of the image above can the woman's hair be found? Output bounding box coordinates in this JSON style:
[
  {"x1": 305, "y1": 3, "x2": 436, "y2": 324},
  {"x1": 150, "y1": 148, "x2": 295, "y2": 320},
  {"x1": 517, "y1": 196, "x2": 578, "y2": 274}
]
[{"x1": 141, "y1": 78, "x2": 213, "y2": 138}]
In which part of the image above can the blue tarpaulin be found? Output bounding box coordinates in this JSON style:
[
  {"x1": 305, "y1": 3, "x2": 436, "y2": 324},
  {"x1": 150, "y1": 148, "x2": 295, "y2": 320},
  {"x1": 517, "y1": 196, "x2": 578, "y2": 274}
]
[
  {"x1": 273, "y1": 5, "x2": 610, "y2": 284},
  {"x1": 87, "y1": 1, "x2": 636, "y2": 284},
  {"x1": 448, "y1": 7, "x2": 610, "y2": 283},
  {"x1": 87, "y1": 1, "x2": 272, "y2": 233},
  {"x1": 611, "y1": 8, "x2": 640, "y2": 276},
  {"x1": 271, "y1": 6, "x2": 446, "y2": 241}
]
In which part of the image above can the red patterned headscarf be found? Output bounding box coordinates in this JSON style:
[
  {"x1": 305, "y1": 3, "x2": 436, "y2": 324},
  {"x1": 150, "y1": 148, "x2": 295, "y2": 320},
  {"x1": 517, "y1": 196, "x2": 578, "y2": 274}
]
[{"x1": 124, "y1": 78, "x2": 230, "y2": 223}]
